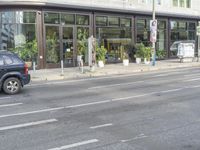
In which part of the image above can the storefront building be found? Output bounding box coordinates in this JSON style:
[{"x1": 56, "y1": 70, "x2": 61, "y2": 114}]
[{"x1": 0, "y1": 0, "x2": 199, "y2": 69}]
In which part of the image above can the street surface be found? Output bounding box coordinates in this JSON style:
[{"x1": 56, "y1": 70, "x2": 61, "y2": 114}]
[{"x1": 1, "y1": 67, "x2": 200, "y2": 150}]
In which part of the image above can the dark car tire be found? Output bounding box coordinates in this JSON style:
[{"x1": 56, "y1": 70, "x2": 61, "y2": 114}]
[{"x1": 3, "y1": 77, "x2": 22, "y2": 95}]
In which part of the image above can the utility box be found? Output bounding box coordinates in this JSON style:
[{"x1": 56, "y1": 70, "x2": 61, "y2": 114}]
[{"x1": 170, "y1": 40, "x2": 195, "y2": 63}]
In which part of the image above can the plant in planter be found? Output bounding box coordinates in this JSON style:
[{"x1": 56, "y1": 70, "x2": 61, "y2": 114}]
[
  {"x1": 96, "y1": 45, "x2": 107, "y2": 68},
  {"x1": 135, "y1": 43, "x2": 145, "y2": 64},
  {"x1": 125, "y1": 43, "x2": 136, "y2": 62},
  {"x1": 10, "y1": 39, "x2": 38, "y2": 67},
  {"x1": 77, "y1": 28, "x2": 88, "y2": 64},
  {"x1": 144, "y1": 47, "x2": 151, "y2": 64},
  {"x1": 122, "y1": 51, "x2": 129, "y2": 66},
  {"x1": 156, "y1": 49, "x2": 166, "y2": 60}
]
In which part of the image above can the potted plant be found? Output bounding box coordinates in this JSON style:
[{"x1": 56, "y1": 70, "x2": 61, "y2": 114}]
[
  {"x1": 77, "y1": 28, "x2": 88, "y2": 64},
  {"x1": 122, "y1": 52, "x2": 129, "y2": 66},
  {"x1": 144, "y1": 47, "x2": 151, "y2": 64},
  {"x1": 120, "y1": 45, "x2": 129, "y2": 66},
  {"x1": 10, "y1": 39, "x2": 38, "y2": 68},
  {"x1": 135, "y1": 43, "x2": 145, "y2": 64},
  {"x1": 96, "y1": 45, "x2": 107, "y2": 68},
  {"x1": 156, "y1": 49, "x2": 166, "y2": 60}
]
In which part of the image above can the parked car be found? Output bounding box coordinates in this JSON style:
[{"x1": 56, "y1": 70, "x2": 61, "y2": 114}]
[{"x1": 0, "y1": 50, "x2": 30, "y2": 94}]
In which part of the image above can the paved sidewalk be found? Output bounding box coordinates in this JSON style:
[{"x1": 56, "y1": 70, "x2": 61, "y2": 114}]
[{"x1": 29, "y1": 59, "x2": 200, "y2": 82}]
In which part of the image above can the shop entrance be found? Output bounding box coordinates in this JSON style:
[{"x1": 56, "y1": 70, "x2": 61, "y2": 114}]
[
  {"x1": 45, "y1": 25, "x2": 76, "y2": 68},
  {"x1": 61, "y1": 26, "x2": 75, "y2": 67}
]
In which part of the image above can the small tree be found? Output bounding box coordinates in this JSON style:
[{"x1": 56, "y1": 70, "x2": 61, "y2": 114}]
[
  {"x1": 144, "y1": 47, "x2": 151, "y2": 61},
  {"x1": 96, "y1": 45, "x2": 107, "y2": 63}
]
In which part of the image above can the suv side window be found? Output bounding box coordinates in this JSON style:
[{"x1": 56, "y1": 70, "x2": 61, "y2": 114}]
[
  {"x1": 3, "y1": 55, "x2": 13, "y2": 65},
  {"x1": 0, "y1": 56, "x2": 4, "y2": 66},
  {"x1": 11, "y1": 55, "x2": 23, "y2": 64},
  {"x1": 2, "y1": 55, "x2": 23, "y2": 65}
]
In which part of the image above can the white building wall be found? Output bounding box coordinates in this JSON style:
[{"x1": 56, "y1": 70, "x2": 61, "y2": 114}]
[{"x1": 1, "y1": 0, "x2": 200, "y2": 17}]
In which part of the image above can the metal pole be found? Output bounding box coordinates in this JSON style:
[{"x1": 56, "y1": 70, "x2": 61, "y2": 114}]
[
  {"x1": 198, "y1": 22, "x2": 200, "y2": 62},
  {"x1": 152, "y1": 0, "x2": 156, "y2": 66},
  {"x1": 61, "y1": 60, "x2": 64, "y2": 76},
  {"x1": 33, "y1": 61, "x2": 36, "y2": 72}
]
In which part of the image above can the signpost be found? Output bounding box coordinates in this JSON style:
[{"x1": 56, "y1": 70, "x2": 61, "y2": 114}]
[
  {"x1": 197, "y1": 23, "x2": 200, "y2": 61},
  {"x1": 151, "y1": 0, "x2": 156, "y2": 66}
]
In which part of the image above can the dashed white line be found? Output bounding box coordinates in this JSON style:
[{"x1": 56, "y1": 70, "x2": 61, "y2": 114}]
[
  {"x1": 0, "y1": 119, "x2": 57, "y2": 131},
  {"x1": 121, "y1": 134, "x2": 147, "y2": 143},
  {"x1": 90, "y1": 123, "x2": 113, "y2": 129},
  {"x1": 1, "y1": 85, "x2": 200, "y2": 119},
  {"x1": 0, "y1": 97, "x2": 11, "y2": 100},
  {"x1": 65, "y1": 100, "x2": 111, "y2": 108},
  {"x1": 88, "y1": 81, "x2": 144, "y2": 90},
  {"x1": 184, "y1": 78, "x2": 200, "y2": 82},
  {"x1": 161, "y1": 88, "x2": 183, "y2": 93},
  {"x1": 48, "y1": 139, "x2": 99, "y2": 150},
  {"x1": 0, "y1": 103, "x2": 22, "y2": 108},
  {"x1": 184, "y1": 73, "x2": 200, "y2": 77},
  {"x1": 0, "y1": 107, "x2": 64, "y2": 119}
]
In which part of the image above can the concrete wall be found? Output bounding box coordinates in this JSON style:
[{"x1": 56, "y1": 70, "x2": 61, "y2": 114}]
[{"x1": 1, "y1": 0, "x2": 200, "y2": 17}]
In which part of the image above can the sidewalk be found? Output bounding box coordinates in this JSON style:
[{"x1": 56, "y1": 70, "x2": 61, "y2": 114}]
[{"x1": 29, "y1": 59, "x2": 200, "y2": 82}]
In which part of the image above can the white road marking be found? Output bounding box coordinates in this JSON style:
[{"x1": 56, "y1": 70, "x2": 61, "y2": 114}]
[
  {"x1": 0, "y1": 119, "x2": 57, "y2": 131},
  {"x1": 0, "y1": 97, "x2": 11, "y2": 100},
  {"x1": 161, "y1": 88, "x2": 183, "y2": 93},
  {"x1": 65, "y1": 100, "x2": 111, "y2": 108},
  {"x1": 184, "y1": 73, "x2": 200, "y2": 77},
  {"x1": 48, "y1": 139, "x2": 99, "y2": 150},
  {"x1": 153, "y1": 72, "x2": 181, "y2": 78},
  {"x1": 1, "y1": 85, "x2": 200, "y2": 119},
  {"x1": 90, "y1": 123, "x2": 113, "y2": 129},
  {"x1": 0, "y1": 103, "x2": 22, "y2": 108},
  {"x1": 121, "y1": 134, "x2": 147, "y2": 143},
  {"x1": 0, "y1": 107, "x2": 64, "y2": 119},
  {"x1": 88, "y1": 81, "x2": 144, "y2": 90},
  {"x1": 184, "y1": 78, "x2": 200, "y2": 82}
]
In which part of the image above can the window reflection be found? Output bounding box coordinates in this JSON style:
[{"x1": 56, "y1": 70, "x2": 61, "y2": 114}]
[{"x1": 0, "y1": 11, "x2": 38, "y2": 67}]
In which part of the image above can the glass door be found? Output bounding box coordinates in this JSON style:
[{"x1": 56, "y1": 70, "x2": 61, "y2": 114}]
[
  {"x1": 45, "y1": 25, "x2": 60, "y2": 68},
  {"x1": 62, "y1": 26, "x2": 75, "y2": 67}
]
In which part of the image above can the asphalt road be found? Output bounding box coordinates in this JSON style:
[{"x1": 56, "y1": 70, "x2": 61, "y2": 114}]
[{"x1": 1, "y1": 67, "x2": 200, "y2": 150}]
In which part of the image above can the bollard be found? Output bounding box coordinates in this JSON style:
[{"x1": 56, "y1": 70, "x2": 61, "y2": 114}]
[
  {"x1": 33, "y1": 61, "x2": 36, "y2": 72},
  {"x1": 61, "y1": 60, "x2": 64, "y2": 76},
  {"x1": 81, "y1": 60, "x2": 84, "y2": 73}
]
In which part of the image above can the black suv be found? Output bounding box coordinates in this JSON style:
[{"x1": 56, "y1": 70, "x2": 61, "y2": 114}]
[{"x1": 0, "y1": 50, "x2": 30, "y2": 94}]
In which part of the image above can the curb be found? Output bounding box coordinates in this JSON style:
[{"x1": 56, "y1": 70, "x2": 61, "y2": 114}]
[{"x1": 30, "y1": 63, "x2": 200, "y2": 82}]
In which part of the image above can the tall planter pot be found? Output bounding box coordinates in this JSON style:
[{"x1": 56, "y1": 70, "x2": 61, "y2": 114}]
[
  {"x1": 98, "y1": 60, "x2": 104, "y2": 68},
  {"x1": 123, "y1": 59, "x2": 129, "y2": 66},
  {"x1": 136, "y1": 57, "x2": 141, "y2": 64}
]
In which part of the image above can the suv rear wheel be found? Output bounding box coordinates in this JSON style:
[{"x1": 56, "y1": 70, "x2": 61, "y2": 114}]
[{"x1": 3, "y1": 77, "x2": 22, "y2": 94}]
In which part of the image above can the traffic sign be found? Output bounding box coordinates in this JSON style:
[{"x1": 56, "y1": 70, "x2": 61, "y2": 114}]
[{"x1": 150, "y1": 20, "x2": 157, "y2": 43}]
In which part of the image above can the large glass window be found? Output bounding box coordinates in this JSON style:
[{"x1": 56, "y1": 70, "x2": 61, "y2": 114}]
[
  {"x1": 96, "y1": 16, "x2": 107, "y2": 26},
  {"x1": 170, "y1": 20, "x2": 196, "y2": 57},
  {"x1": 121, "y1": 18, "x2": 131, "y2": 27},
  {"x1": 96, "y1": 15, "x2": 132, "y2": 63},
  {"x1": 0, "y1": 11, "x2": 38, "y2": 67},
  {"x1": 172, "y1": 0, "x2": 191, "y2": 8},
  {"x1": 108, "y1": 17, "x2": 119, "y2": 27},
  {"x1": 44, "y1": 12, "x2": 60, "y2": 24},
  {"x1": 45, "y1": 26, "x2": 60, "y2": 64},
  {"x1": 61, "y1": 14, "x2": 75, "y2": 25},
  {"x1": 136, "y1": 18, "x2": 167, "y2": 58},
  {"x1": 76, "y1": 15, "x2": 89, "y2": 25}
]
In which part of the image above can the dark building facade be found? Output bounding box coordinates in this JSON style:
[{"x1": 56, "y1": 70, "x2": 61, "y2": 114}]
[{"x1": 0, "y1": 1, "x2": 199, "y2": 69}]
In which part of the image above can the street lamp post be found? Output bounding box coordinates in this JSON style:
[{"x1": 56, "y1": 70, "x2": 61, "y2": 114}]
[{"x1": 152, "y1": 0, "x2": 156, "y2": 66}]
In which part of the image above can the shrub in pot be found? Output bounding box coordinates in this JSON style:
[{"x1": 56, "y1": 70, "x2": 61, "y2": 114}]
[{"x1": 96, "y1": 45, "x2": 107, "y2": 68}]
